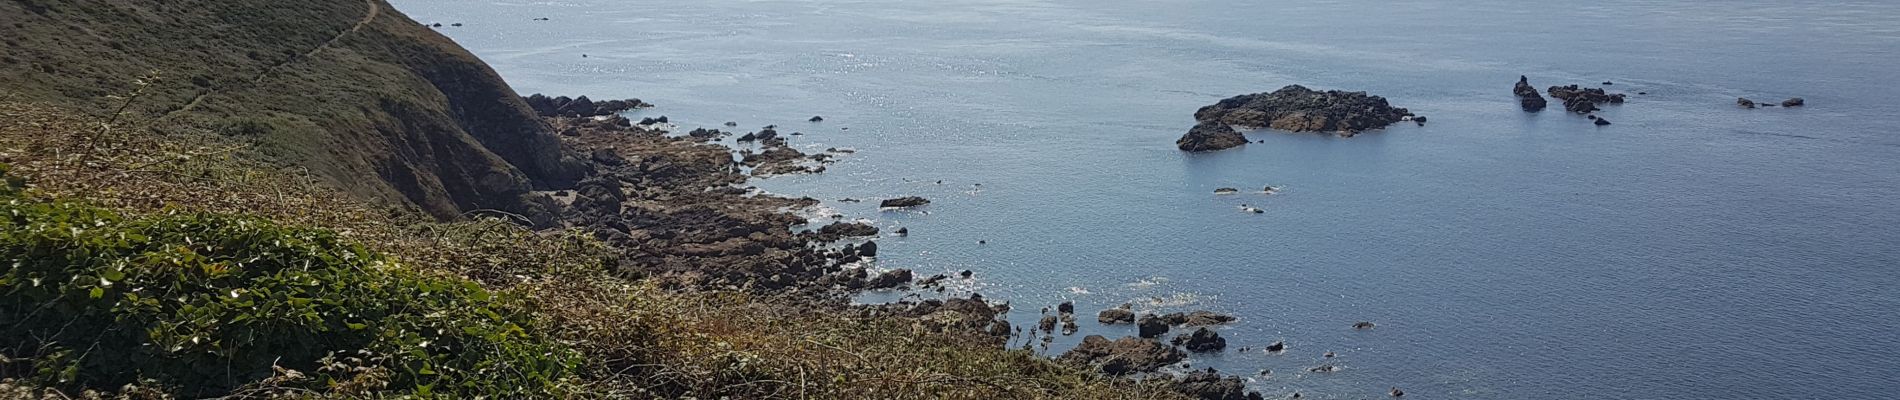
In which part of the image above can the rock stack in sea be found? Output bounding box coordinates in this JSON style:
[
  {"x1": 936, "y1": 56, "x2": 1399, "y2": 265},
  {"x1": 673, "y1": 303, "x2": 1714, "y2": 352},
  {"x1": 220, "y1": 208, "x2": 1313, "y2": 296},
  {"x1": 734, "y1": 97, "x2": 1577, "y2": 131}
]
[{"x1": 1514, "y1": 76, "x2": 1548, "y2": 112}]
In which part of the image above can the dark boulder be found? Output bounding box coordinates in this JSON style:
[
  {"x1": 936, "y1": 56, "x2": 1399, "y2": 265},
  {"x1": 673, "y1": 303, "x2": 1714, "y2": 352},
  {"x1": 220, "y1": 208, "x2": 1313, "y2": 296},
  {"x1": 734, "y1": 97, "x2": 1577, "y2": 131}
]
[
  {"x1": 809, "y1": 116, "x2": 825, "y2": 122},
  {"x1": 1737, "y1": 97, "x2": 1757, "y2": 109},
  {"x1": 865, "y1": 268, "x2": 913, "y2": 289},
  {"x1": 1039, "y1": 315, "x2": 1059, "y2": 333},
  {"x1": 1137, "y1": 314, "x2": 1171, "y2": 338},
  {"x1": 1781, "y1": 97, "x2": 1805, "y2": 107},
  {"x1": 1262, "y1": 341, "x2": 1286, "y2": 352},
  {"x1": 589, "y1": 148, "x2": 627, "y2": 166},
  {"x1": 1172, "y1": 327, "x2": 1227, "y2": 352},
  {"x1": 1058, "y1": 335, "x2": 1187, "y2": 375},
  {"x1": 1177, "y1": 122, "x2": 1249, "y2": 152},
  {"x1": 857, "y1": 240, "x2": 878, "y2": 257},
  {"x1": 818, "y1": 221, "x2": 880, "y2": 237},
  {"x1": 1193, "y1": 85, "x2": 1414, "y2": 136},
  {"x1": 1057, "y1": 301, "x2": 1075, "y2": 315},
  {"x1": 1594, "y1": 117, "x2": 1612, "y2": 126},
  {"x1": 1353, "y1": 321, "x2": 1376, "y2": 330},
  {"x1": 880, "y1": 196, "x2": 931, "y2": 208}
]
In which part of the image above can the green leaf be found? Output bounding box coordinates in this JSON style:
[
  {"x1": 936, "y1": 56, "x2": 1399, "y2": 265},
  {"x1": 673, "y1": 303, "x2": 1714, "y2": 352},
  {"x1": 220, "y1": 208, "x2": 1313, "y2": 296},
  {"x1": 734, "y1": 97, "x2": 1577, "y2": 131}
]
[{"x1": 89, "y1": 287, "x2": 104, "y2": 298}]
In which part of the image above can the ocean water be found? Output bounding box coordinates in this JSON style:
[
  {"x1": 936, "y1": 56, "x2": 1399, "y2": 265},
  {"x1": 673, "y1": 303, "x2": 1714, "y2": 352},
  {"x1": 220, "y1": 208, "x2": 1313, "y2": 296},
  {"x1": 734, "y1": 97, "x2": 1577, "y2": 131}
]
[{"x1": 391, "y1": 0, "x2": 1900, "y2": 398}]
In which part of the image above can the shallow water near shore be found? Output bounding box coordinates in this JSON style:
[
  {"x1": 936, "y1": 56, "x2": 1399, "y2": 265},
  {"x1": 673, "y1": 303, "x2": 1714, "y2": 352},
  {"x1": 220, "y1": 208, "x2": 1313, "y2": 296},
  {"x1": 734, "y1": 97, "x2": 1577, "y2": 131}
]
[{"x1": 394, "y1": 0, "x2": 1900, "y2": 397}]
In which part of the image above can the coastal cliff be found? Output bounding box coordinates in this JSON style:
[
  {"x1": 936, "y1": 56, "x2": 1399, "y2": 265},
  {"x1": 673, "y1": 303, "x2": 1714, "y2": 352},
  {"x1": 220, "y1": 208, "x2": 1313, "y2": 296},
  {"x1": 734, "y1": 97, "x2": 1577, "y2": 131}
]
[{"x1": 0, "y1": 0, "x2": 584, "y2": 221}]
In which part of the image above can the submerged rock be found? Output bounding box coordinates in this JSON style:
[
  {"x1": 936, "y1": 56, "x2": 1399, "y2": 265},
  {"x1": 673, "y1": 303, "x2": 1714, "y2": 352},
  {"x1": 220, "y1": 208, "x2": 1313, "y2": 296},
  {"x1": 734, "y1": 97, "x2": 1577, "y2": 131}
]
[
  {"x1": 1172, "y1": 368, "x2": 1265, "y2": 400},
  {"x1": 1181, "y1": 311, "x2": 1237, "y2": 327},
  {"x1": 1782, "y1": 97, "x2": 1805, "y2": 107},
  {"x1": 1194, "y1": 85, "x2": 1414, "y2": 135},
  {"x1": 818, "y1": 221, "x2": 879, "y2": 237},
  {"x1": 1059, "y1": 335, "x2": 1187, "y2": 375},
  {"x1": 1737, "y1": 97, "x2": 1757, "y2": 109},
  {"x1": 1548, "y1": 85, "x2": 1626, "y2": 114},
  {"x1": 1214, "y1": 187, "x2": 1240, "y2": 194},
  {"x1": 880, "y1": 196, "x2": 931, "y2": 208},
  {"x1": 1177, "y1": 122, "x2": 1249, "y2": 152}
]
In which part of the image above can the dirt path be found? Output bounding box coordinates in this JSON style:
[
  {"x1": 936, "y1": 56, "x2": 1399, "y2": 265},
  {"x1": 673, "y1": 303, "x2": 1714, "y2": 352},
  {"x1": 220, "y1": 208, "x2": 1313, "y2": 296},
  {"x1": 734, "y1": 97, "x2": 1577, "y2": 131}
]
[{"x1": 161, "y1": 0, "x2": 381, "y2": 120}]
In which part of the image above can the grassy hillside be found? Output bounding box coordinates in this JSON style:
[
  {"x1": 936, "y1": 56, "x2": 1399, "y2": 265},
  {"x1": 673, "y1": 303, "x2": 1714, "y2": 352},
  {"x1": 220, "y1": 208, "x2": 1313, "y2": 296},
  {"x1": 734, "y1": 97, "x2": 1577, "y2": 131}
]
[
  {"x1": 0, "y1": 103, "x2": 1189, "y2": 399},
  {"x1": 0, "y1": 0, "x2": 583, "y2": 221}
]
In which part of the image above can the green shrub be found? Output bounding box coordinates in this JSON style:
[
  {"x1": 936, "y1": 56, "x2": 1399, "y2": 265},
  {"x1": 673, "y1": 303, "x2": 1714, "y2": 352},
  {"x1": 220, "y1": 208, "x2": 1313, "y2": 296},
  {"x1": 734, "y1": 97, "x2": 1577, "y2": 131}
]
[{"x1": 0, "y1": 174, "x2": 578, "y2": 398}]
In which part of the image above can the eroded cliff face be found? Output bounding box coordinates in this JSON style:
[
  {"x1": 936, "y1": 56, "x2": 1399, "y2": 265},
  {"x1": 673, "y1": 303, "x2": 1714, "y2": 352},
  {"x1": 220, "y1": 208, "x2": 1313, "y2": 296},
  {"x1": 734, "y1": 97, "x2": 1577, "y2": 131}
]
[{"x1": 0, "y1": 0, "x2": 585, "y2": 220}]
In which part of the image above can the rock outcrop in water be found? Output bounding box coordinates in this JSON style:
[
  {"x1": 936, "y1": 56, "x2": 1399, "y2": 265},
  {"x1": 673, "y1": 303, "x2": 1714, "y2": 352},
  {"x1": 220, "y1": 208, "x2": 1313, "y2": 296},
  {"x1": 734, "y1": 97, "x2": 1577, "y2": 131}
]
[
  {"x1": 1192, "y1": 85, "x2": 1414, "y2": 137},
  {"x1": 1098, "y1": 306, "x2": 1136, "y2": 324},
  {"x1": 1514, "y1": 76, "x2": 1548, "y2": 112},
  {"x1": 1172, "y1": 368, "x2": 1264, "y2": 400},
  {"x1": 523, "y1": 94, "x2": 650, "y2": 118},
  {"x1": 1547, "y1": 85, "x2": 1626, "y2": 114},
  {"x1": 1137, "y1": 313, "x2": 1171, "y2": 338},
  {"x1": 1177, "y1": 122, "x2": 1248, "y2": 152},
  {"x1": 1172, "y1": 327, "x2": 1228, "y2": 352}
]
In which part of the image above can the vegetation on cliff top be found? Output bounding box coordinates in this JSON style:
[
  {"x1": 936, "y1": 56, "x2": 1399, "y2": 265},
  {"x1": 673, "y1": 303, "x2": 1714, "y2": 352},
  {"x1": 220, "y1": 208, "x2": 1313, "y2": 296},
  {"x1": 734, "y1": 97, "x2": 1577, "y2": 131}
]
[
  {"x1": 0, "y1": 0, "x2": 583, "y2": 221},
  {"x1": 0, "y1": 0, "x2": 1201, "y2": 397}
]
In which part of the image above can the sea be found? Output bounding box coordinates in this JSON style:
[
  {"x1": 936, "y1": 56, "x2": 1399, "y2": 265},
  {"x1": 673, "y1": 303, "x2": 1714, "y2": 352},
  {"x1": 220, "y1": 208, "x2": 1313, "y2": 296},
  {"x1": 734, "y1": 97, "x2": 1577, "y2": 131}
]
[{"x1": 391, "y1": 0, "x2": 1900, "y2": 397}]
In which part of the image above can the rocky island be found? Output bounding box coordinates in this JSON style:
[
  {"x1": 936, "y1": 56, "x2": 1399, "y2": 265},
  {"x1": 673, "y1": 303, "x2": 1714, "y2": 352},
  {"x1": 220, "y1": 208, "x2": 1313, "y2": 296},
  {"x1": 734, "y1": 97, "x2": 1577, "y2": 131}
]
[{"x1": 1190, "y1": 84, "x2": 1416, "y2": 140}]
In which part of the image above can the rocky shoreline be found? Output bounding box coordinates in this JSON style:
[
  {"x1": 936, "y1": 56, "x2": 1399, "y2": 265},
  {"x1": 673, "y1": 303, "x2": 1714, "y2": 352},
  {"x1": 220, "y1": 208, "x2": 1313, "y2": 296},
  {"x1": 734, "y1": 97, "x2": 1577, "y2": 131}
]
[{"x1": 529, "y1": 97, "x2": 1355, "y2": 398}]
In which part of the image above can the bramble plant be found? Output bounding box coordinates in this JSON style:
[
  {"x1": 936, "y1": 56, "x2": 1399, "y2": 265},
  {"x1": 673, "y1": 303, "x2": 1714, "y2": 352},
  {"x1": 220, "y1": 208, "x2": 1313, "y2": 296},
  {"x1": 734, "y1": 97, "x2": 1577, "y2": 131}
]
[{"x1": 0, "y1": 167, "x2": 579, "y2": 398}]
